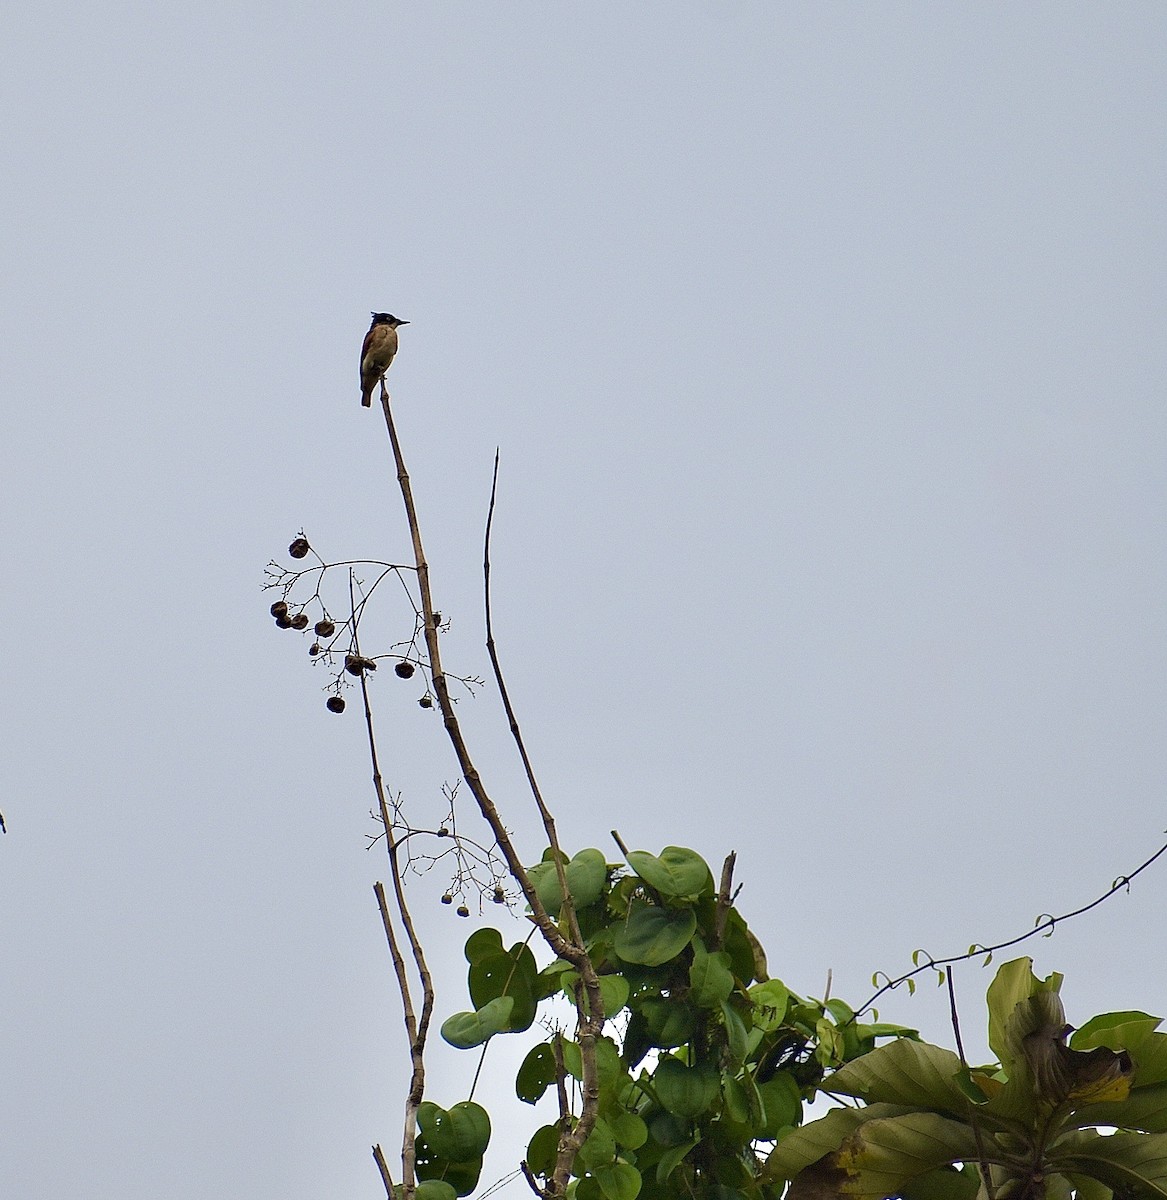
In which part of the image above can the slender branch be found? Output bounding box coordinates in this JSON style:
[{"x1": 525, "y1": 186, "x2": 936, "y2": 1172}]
[
  {"x1": 353, "y1": 570, "x2": 433, "y2": 1199},
  {"x1": 857, "y1": 834, "x2": 1167, "y2": 1017},
  {"x1": 946, "y1": 968, "x2": 996, "y2": 1200},
  {"x1": 482, "y1": 451, "x2": 606, "y2": 1183},
  {"x1": 372, "y1": 1144, "x2": 395, "y2": 1199}
]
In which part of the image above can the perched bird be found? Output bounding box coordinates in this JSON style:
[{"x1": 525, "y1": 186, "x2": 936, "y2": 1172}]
[{"x1": 360, "y1": 312, "x2": 408, "y2": 407}]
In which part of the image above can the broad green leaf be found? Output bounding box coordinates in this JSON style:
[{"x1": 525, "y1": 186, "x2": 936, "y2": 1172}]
[
  {"x1": 613, "y1": 901, "x2": 697, "y2": 966},
  {"x1": 654, "y1": 1058, "x2": 720, "y2": 1119},
  {"x1": 579, "y1": 1117, "x2": 617, "y2": 1170},
  {"x1": 560, "y1": 971, "x2": 630, "y2": 1018},
  {"x1": 638, "y1": 996, "x2": 695, "y2": 1048},
  {"x1": 764, "y1": 1104, "x2": 917, "y2": 1182},
  {"x1": 750, "y1": 979, "x2": 791, "y2": 1027},
  {"x1": 723, "y1": 1076, "x2": 750, "y2": 1124},
  {"x1": 594, "y1": 1161, "x2": 641, "y2": 1200},
  {"x1": 415, "y1": 1182, "x2": 458, "y2": 1200},
  {"x1": 1072, "y1": 1011, "x2": 1162, "y2": 1053},
  {"x1": 1079, "y1": 1081, "x2": 1167, "y2": 1133},
  {"x1": 608, "y1": 1109, "x2": 648, "y2": 1150},
  {"x1": 626, "y1": 846, "x2": 713, "y2": 898},
  {"x1": 757, "y1": 1070, "x2": 802, "y2": 1138},
  {"x1": 655, "y1": 1137, "x2": 700, "y2": 1184},
  {"x1": 898, "y1": 1164, "x2": 981, "y2": 1200},
  {"x1": 1132, "y1": 1034, "x2": 1167, "y2": 1087},
  {"x1": 516, "y1": 1043, "x2": 558, "y2": 1105},
  {"x1": 801, "y1": 1112, "x2": 981, "y2": 1200},
  {"x1": 721, "y1": 999, "x2": 750, "y2": 1065},
  {"x1": 469, "y1": 945, "x2": 537, "y2": 1032},
  {"x1": 440, "y1": 997, "x2": 514, "y2": 1048},
  {"x1": 528, "y1": 848, "x2": 608, "y2": 916},
  {"x1": 690, "y1": 946, "x2": 735, "y2": 1008},
  {"x1": 463, "y1": 926, "x2": 504, "y2": 964},
  {"x1": 526, "y1": 1124, "x2": 559, "y2": 1176},
  {"x1": 421, "y1": 1101, "x2": 490, "y2": 1162},
  {"x1": 822, "y1": 1038, "x2": 972, "y2": 1114},
  {"x1": 1053, "y1": 1128, "x2": 1167, "y2": 1198},
  {"x1": 986, "y1": 958, "x2": 1062, "y2": 1072}
]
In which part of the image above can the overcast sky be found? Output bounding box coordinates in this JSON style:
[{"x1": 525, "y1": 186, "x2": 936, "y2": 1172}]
[{"x1": 3, "y1": 5, "x2": 1165, "y2": 1198}]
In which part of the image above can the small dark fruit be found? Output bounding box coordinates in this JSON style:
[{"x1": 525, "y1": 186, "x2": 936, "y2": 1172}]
[
  {"x1": 290, "y1": 613, "x2": 309, "y2": 630},
  {"x1": 456, "y1": 905, "x2": 470, "y2": 918},
  {"x1": 308, "y1": 643, "x2": 320, "y2": 657},
  {"x1": 288, "y1": 537, "x2": 310, "y2": 559},
  {"x1": 270, "y1": 600, "x2": 289, "y2": 618},
  {"x1": 418, "y1": 695, "x2": 433, "y2": 709},
  {"x1": 440, "y1": 893, "x2": 453, "y2": 905},
  {"x1": 314, "y1": 619, "x2": 335, "y2": 638},
  {"x1": 345, "y1": 654, "x2": 377, "y2": 677},
  {"x1": 394, "y1": 661, "x2": 416, "y2": 679},
  {"x1": 275, "y1": 615, "x2": 293, "y2": 629},
  {"x1": 436, "y1": 827, "x2": 449, "y2": 838},
  {"x1": 432, "y1": 612, "x2": 442, "y2": 626},
  {"x1": 492, "y1": 888, "x2": 505, "y2": 904},
  {"x1": 326, "y1": 695, "x2": 345, "y2": 714}
]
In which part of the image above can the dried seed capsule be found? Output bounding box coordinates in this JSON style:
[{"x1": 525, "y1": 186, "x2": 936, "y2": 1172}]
[
  {"x1": 436, "y1": 827, "x2": 449, "y2": 838},
  {"x1": 314, "y1": 619, "x2": 335, "y2": 638},
  {"x1": 326, "y1": 696, "x2": 345, "y2": 714},
  {"x1": 308, "y1": 643, "x2": 320, "y2": 657},
  {"x1": 288, "y1": 537, "x2": 310, "y2": 559},
  {"x1": 275, "y1": 615, "x2": 293, "y2": 629},
  {"x1": 394, "y1": 661, "x2": 415, "y2": 679},
  {"x1": 456, "y1": 905, "x2": 470, "y2": 918},
  {"x1": 440, "y1": 893, "x2": 453, "y2": 905},
  {"x1": 270, "y1": 600, "x2": 289, "y2": 618},
  {"x1": 418, "y1": 695, "x2": 434, "y2": 709},
  {"x1": 290, "y1": 613, "x2": 309, "y2": 630},
  {"x1": 492, "y1": 888, "x2": 505, "y2": 905}
]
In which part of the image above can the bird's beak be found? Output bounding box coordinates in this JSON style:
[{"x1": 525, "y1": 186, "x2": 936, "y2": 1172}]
[{"x1": 398, "y1": 320, "x2": 410, "y2": 326}]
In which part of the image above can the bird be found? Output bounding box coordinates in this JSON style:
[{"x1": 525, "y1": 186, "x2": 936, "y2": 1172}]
[{"x1": 360, "y1": 312, "x2": 408, "y2": 407}]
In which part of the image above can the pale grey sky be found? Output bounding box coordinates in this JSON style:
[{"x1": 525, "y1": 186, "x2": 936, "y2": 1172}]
[{"x1": 2, "y1": 5, "x2": 1165, "y2": 1198}]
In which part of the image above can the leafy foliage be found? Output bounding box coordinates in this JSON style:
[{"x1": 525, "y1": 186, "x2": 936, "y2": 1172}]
[
  {"x1": 768, "y1": 957, "x2": 1167, "y2": 1200},
  {"x1": 432, "y1": 845, "x2": 916, "y2": 1199}
]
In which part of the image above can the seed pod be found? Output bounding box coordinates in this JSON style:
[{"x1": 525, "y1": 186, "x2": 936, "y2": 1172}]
[
  {"x1": 326, "y1": 696, "x2": 345, "y2": 714},
  {"x1": 275, "y1": 615, "x2": 293, "y2": 629},
  {"x1": 440, "y1": 893, "x2": 453, "y2": 905},
  {"x1": 314, "y1": 619, "x2": 335, "y2": 638},
  {"x1": 288, "y1": 537, "x2": 310, "y2": 559},
  {"x1": 432, "y1": 612, "x2": 442, "y2": 626},
  {"x1": 418, "y1": 695, "x2": 433, "y2": 709},
  {"x1": 456, "y1": 905, "x2": 470, "y2": 918},
  {"x1": 394, "y1": 661, "x2": 416, "y2": 679},
  {"x1": 290, "y1": 613, "x2": 309, "y2": 630},
  {"x1": 308, "y1": 643, "x2": 320, "y2": 657},
  {"x1": 270, "y1": 600, "x2": 289, "y2": 618},
  {"x1": 492, "y1": 888, "x2": 505, "y2": 905},
  {"x1": 436, "y1": 827, "x2": 449, "y2": 838}
]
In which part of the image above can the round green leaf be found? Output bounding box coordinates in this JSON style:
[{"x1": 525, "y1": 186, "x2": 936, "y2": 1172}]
[
  {"x1": 757, "y1": 1070, "x2": 802, "y2": 1138},
  {"x1": 655, "y1": 1058, "x2": 720, "y2": 1119},
  {"x1": 528, "y1": 848, "x2": 608, "y2": 916},
  {"x1": 426, "y1": 1101, "x2": 491, "y2": 1161},
  {"x1": 613, "y1": 901, "x2": 697, "y2": 967},
  {"x1": 469, "y1": 947, "x2": 537, "y2": 1032},
  {"x1": 516, "y1": 1043, "x2": 558, "y2": 1104},
  {"x1": 690, "y1": 947, "x2": 735, "y2": 1009},
  {"x1": 626, "y1": 847, "x2": 713, "y2": 898},
  {"x1": 594, "y1": 1161, "x2": 641, "y2": 1200},
  {"x1": 578, "y1": 1117, "x2": 617, "y2": 1170},
  {"x1": 415, "y1": 1182, "x2": 458, "y2": 1200},
  {"x1": 526, "y1": 1123, "x2": 559, "y2": 1176},
  {"x1": 463, "y1": 926, "x2": 504, "y2": 965},
  {"x1": 440, "y1": 996, "x2": 514, "y2": 1048},
  {"x1": 608, "y1": 1109, "x2": 648, "y2": 1150}
]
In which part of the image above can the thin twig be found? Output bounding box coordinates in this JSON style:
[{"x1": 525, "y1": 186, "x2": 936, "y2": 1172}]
[
  {"x1": 946, "y1": 968, "x2": 996, "y2": 1200},
  {"x1": 353, "y1": 569, "x2": 434, "y2": 1197},
  {"x1": 482, "y1": 451, "x2": 606, "y2": 1183},
  {"x1": 372, "y1": 1144, "x2": 395, "y2": 1198},
  {"x1": 857, "y1": 834, "x2": 1167, "y2": 1017}
]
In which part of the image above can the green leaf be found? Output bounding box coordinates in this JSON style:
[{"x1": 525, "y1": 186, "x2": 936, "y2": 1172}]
[
  {"x1": 1053, "y1": 1128, "x2": 1167, "y2": 1198},
  {"x1": 579, "y1": 1117, "x2": 617, "y2": 1170},
  {"x1": 526, "y1": 1123, "x2": 559, "y2": 1176},
  {"x1": 613, "y1": 901, "x2": 697, "y2": 966},
  {"x1": 594, "y1": 1161, "x2": 641, "y2": 1200},
  {"x1": 690, "y1": 946, "x2": 735, "y2": 1008},
  {"x1": 721, "y1": 1000, "x2": 750, "y2": 1065},
  {"x1": 609, "y1": 1108, "x2": 648, "y2": 1150},
  {"x1": 469, "y1": 945, "x2": 537, "y2": 1032},
  {"x1": 654, "y1": 1058, "x2": 720, "y2": 1119},
  {"x1": 422, "y1": 1101, "x2": 490, "y2": 1161},
  {"x1": 757, "y1": 1070, "x2": 802, "y2": 1138},
  {"x1": 822, "y1": 1036, "x2": 975, "y2": 1114},
  {"x1": 528, "y1": 848, "x2": 608, "y2": 916},
  {"x1": 1072, "y1": 1011, "x2": 1163, "y2": 1053},
  {"x1": 516, "y1": 1043, "x2": 558, "y2": 1105},
  {"x1": 626, "y1": 847, "x2": 713, "y2": 898},
  {"x1": 655, "y1": 1137, "x2": 700, "y2": 1184},
  {"x1": 638, "y1": 996, "x2": 696, "y2": 1048},
  {"x1": 986, "y1": 957, "x2": 1062, "y2": 1073},
  {"x1": 897, "y1": 1164, "x2": 981, "y2": 1200},
  {"x1": 415, "y1": 1182, "x2": 458, "y2": 1200},
  {"x1": 440, "y1": 997, "x2": 514, "y2": 1048},
  {"x1": 560, "y1": 971, "x2": 630, "y2": 1018},
  {"x1": 750, "y1": 979, "x2": 791, "y2": 1027},
  {"x1": 463, "y1": 926, "x2": 504, "y2": 964},
  {"x1": 764, "y1": 1104, "x2": 914, "y2": 1182}
]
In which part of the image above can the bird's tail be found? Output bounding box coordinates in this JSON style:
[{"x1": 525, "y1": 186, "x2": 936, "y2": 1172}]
[{"x1": 361, "y1": 388, "x2": 372, "y2": 407}]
